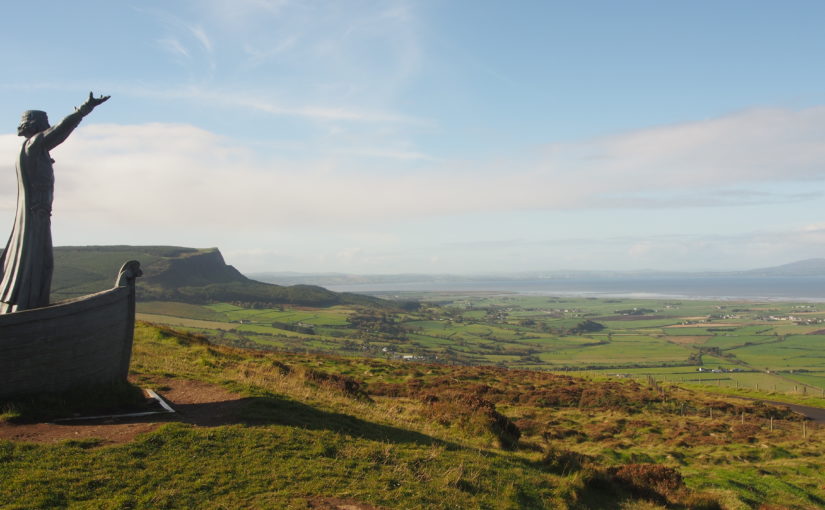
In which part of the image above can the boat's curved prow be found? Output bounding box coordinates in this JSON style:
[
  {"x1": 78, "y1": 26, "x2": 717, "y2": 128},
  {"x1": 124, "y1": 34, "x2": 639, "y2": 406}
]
[{"x1": 0, "y1": 261, "x2": 141, "y2": 398}]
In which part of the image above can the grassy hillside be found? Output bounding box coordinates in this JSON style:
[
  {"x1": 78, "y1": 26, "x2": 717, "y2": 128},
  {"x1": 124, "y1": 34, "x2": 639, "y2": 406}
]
[
  {"x1": 52, "y1": 245, "x2": 387, "y2": 308},
  {"x1": 1, "y1": 322, "x2": 824, "y2": 508}
]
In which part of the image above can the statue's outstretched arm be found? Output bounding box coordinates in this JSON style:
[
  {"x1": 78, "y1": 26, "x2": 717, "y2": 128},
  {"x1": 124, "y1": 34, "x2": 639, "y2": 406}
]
[{"x1": 42, "y1": 92, "x2": 110, "y2": 151}]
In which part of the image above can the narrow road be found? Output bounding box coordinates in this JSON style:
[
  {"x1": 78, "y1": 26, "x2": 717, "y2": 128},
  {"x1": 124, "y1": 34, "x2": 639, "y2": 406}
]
[{"x1": 761, "y1": 400, "x2": 825, "y2": 423}]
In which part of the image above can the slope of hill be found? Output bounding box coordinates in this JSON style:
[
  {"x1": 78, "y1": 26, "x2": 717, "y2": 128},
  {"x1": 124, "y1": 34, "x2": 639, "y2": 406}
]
[
  {"x1": 51, "y1": 245, "x2": 386, "y2": 308},
  {"x1": 1, "y1": 322, "x2": 823, "y2": 508}
]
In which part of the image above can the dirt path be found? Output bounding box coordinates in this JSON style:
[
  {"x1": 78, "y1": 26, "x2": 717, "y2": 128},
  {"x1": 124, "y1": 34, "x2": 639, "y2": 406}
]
[
  {"x1": 0, "y1": 378, "x2": 249, "y2": 445},
  {"x1": 307, "y1": 497, "x2": 384, "y2": 510}
]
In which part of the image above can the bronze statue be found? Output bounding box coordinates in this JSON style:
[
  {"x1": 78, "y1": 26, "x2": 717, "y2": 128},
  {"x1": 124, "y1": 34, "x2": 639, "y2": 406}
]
[{"x1": 0, "y1": 92, "x2": 109, "y2": 313}]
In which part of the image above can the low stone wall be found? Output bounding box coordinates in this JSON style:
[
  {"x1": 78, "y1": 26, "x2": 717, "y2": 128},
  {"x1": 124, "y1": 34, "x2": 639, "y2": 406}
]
[{"x1": 0, "y1": 284, "x2": 136, "y2": 398}]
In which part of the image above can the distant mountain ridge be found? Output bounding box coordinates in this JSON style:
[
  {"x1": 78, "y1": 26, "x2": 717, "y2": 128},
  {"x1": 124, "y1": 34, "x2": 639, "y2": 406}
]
[
  {"x1": 741, "y1": 258, "x2": 825, "y2": 277},
  {"x1": 249, "y1": 258, "x2": 825, "y2": 286},
  {"x1": 51, "y1": 246, "x2": 386, "y2": 308}
]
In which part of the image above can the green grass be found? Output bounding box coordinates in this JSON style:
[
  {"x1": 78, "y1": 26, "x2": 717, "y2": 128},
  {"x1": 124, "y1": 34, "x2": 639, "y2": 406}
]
[
  {"x1": 136, "y1": 313, "x2": 240, "y2": 331},
  {"x1": 702, "y1": 334, "x2": 775, "y2": 349},
  {"x1": 537, "y1": 335, "x2": 691, "y2": 366},
  {"x1": 130, "y1": 295, "x2": 825, "y2": 395},
  {"x1": 0, "y1": 422, "x2": 569, "y2": 509},
  {"x1": 731, "y1": 335, "x2": 825, "y2": 371},
  {"x1": 138, "y1": 301, "x2": 230, "y2": 321},
  {"x1": 6, "y1": 322, "x2": 825, "y2": 508},
  {"x1": 785, "y1": 372, "x2": 825, "y2": 392}
]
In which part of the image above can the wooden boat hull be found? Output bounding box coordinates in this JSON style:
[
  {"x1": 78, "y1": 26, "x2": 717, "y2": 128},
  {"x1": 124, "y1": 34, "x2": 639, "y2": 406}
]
[{"x1": 0, "y1": 261, "x2": 140, "y2": 398}]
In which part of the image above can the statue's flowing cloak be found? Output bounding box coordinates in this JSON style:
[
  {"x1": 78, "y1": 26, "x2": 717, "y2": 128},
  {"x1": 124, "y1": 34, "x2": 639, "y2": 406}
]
[{"x1": 0, "y1": 111, "x2": 84, "y2": 313}]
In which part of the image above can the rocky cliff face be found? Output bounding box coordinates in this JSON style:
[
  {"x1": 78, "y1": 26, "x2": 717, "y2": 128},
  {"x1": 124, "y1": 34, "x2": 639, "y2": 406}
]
[
  {"x1": 52, "y1": 246, "x2": 387, "y2": 308},
  {"x1": 52, "y1": 246, "x2": 245, "y2": 297},
  {"x1": 141, "y1": 248, "x2": 248, "y2": 288}
]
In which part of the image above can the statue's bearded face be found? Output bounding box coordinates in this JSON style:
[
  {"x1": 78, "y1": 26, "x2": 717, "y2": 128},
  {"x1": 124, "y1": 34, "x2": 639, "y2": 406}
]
[{"x1": 17, "y1": 110, "x2": 49, "y2": 137}]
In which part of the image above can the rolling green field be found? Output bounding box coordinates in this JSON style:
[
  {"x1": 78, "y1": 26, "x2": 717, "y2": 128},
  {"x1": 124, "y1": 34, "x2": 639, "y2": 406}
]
[{"x1": 137, "y1": 293, "x2": 825, "y2": 401}]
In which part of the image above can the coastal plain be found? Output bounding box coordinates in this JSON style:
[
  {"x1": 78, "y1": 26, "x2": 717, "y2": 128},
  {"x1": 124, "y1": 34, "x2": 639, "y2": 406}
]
[{"x1": 136, "y1": 294, "x2": 825, "y2": 401}]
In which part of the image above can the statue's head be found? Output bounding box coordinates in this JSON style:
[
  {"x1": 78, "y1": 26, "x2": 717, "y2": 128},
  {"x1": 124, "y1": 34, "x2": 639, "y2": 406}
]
[{"x1": 17, "y1": 110, "x2": 49, "y2": 138}]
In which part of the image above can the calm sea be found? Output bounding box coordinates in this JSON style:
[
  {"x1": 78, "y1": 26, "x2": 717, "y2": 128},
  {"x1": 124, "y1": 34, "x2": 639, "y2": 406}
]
[{"x1": 327, "y1": 276, "x2": 825, "y2": 302}]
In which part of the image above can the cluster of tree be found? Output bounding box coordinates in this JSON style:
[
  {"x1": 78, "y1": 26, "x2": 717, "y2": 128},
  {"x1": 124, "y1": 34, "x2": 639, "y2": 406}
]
[
  {"x1": 347, "y1": 310, "x2": 407, "y2": 341},
  {"x1": 568, "y1": 320, "x2": 606, "y2": 335},
  {"x1": 516, "y1": 318, "x2": 607, "y2": 336},
  {"x1": 485, "y1": 306, "x2": 509, "y2": 323},
  {"x1": 696, "y1": 346, "x2": 722, "y2": 356},
  {"x1": 614, "y1": 308, "x2": 655, "y2": 315},
  {"x1": 442, "y1": 307, "x2": 466, "y2": 323},
  {"x1": 271, "y1": 321, "x2": 316, "y2": 335}
]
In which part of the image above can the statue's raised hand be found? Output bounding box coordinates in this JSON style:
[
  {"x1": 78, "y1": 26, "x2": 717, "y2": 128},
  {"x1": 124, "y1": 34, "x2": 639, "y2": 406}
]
[{"x1": 77, "y1": 92, "x2": 110, "y2": 116}]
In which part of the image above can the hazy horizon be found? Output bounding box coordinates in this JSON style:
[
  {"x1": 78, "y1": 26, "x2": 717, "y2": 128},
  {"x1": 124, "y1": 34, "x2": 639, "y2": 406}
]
[
  {"x1": 247, "y1": 257, "x2": 825, "y2": 277},
  {"x1": 2, "y1": 1, "x2": 824, "y2": 274}
]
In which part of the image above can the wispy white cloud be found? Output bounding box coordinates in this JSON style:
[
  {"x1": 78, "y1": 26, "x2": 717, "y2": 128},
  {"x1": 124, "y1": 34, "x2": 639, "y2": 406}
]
[
  {"x1": 2, "y1": 105, "x2": 823, "y2": 272},
  {"x1": 437, "y1": 227, "x2": 825, "y2": 273},
  {"x1": 129, "y1": 0, "x2": 426, "y2": 168},
  {"x1": 196, "y1": 0, "x2": 291, "y2": 25},
  {"x1": 191, "y1": 0, "x2": 422, "y2": 102},
  {"x1": 157, "y1": 38, "x2": 190, "y2": 58},
  {"x1": 336, "y1": 147, "x2": 435, "y2": 161},
  {"x1": 512, "y1": 106, "x2": 825, "y2": 210},
  {"x1": 0, "y1": 134, "x2": 17, "y2": 211},
  {"x1": 3, "y1": 105, "x2": 822, "y2": 227},
  {"x1": 140, "y1": 7, "x2": 216, "y2": 74},
  {"x1": 188, "y1": 25, "x2": 213, "y2": 53},
  {"x1": 248, "y1": 101, "x2": 420, "y2": 124},
  {"x1": 612, "y1": 227, "x2": 825, "y2": 271},
  {"x1": 595, "y1": 189, "x2": 824, "y2": 209},
  {"x1": 119, "y1": 84, "x2": 427, "y2": 125},
  {"x1": 242, "y1": 36, "x2": 298, "y2": 64}
]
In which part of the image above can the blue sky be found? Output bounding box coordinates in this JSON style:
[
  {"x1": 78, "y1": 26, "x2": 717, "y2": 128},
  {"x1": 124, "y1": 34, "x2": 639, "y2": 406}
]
[{"x1": 1, "y1": 0, "x2": 824, "y2": 274}]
